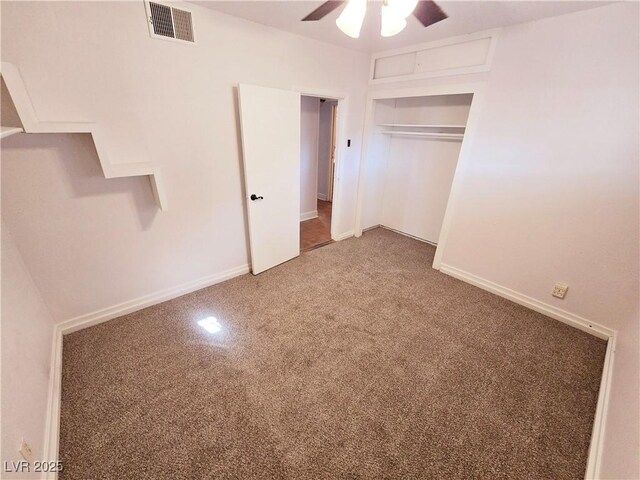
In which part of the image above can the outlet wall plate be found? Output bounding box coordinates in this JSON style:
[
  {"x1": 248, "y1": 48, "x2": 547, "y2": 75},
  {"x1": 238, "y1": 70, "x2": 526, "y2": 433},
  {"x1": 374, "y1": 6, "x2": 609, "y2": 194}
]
[{"x1": 552, "y1": 283, "x2": 569, "y2": 299}]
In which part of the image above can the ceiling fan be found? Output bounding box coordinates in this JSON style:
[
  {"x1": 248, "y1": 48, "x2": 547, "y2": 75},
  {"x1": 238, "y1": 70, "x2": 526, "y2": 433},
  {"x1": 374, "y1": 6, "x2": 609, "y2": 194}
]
[{"x1": 302, "y1": 0, "x2": 448, "y2": 38}]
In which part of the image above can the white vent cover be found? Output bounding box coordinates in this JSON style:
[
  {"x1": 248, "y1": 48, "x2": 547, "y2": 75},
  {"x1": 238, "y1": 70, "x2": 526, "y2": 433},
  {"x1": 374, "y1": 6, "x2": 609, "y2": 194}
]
[{"x1": 145, "y1": 2, "x2": 195, "y2": 43}]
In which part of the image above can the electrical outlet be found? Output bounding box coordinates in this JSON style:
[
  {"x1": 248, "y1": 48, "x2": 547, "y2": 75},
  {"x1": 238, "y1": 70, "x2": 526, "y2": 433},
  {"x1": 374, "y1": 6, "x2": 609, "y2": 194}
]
[
  {"x1": 552, "y1": 283, "x2": 569, "y2": 299},
  {"x1": 19, "y1": 439, "x2": 32, "y2": 462}
]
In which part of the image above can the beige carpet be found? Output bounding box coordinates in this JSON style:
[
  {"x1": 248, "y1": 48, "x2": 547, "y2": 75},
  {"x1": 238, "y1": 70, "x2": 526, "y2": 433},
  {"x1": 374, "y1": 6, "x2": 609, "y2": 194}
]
[{"x1": 59, "y1": 228, "x2": 606, "y2": 479}]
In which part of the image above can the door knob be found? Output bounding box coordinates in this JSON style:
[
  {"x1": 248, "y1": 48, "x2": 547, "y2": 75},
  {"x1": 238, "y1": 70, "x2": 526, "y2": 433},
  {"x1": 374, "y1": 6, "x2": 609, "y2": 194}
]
[{"x1": 250, "y1": 194, "x2": 263, "y2": 201}]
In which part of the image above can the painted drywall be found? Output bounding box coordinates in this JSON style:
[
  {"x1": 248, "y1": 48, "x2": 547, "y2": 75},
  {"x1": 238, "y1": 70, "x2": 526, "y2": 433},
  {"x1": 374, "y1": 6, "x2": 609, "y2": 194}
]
[
  {"x1": 1, "y1": 224, "x2": 55, "y2": 479},
  {"x1": 435, "y1": 4, "x2": 638, "y2": 478},
  {"x1": 377, "y1": 95, "x2": 472, "y2": 243},
  {"x1": 300, "y1": 96, "x2": 319, "y2": 219},
  {"x1": 317, "y1": 100, "x2": 337, "y2": 201},
  {"x1": 0, "y1": 1, "x2": 369, "y2": 323}
]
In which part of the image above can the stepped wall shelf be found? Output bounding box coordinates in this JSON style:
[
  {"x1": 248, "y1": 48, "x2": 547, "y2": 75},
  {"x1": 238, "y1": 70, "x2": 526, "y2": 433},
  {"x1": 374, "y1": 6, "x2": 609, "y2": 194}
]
[{"x1": 0, "y1": 62, "x2": 167, "y2": 210}]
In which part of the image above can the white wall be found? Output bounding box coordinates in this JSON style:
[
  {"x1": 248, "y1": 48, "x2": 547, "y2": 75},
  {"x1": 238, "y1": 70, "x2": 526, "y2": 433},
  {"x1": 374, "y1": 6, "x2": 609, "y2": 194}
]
[
  {"x1": 437, "y1": 4, "x2": 638, "y2": 478},
  {"x1": 300, "y1": 96, "x2": 319, "y2": 218},
  {"x1": 1, "y1": 224, "x2": 55, "y2": 479},
  {"x1": 0, "y1": 1, "x2": 369, "y2": 322},
  {"x1": 317, "y1": 100, "x2": 337, "y2": 201}
]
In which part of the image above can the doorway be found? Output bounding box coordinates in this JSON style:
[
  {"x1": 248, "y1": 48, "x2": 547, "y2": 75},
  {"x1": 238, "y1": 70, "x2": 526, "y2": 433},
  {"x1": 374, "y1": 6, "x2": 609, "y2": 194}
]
[
  {"x1": 300, "y1": 96, "x2": 338, "y2": 252},
  {"x1": 238, "y1": 84, "x2": 345, "y2": 275}
]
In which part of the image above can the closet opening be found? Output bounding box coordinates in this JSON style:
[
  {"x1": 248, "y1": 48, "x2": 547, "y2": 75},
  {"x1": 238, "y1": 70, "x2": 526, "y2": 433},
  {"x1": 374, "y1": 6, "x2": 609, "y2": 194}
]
[
  {"x1": 357, "y1": 91, "x2": 475, "y2": 261},
  {"x1": 300, "y1": 95, "x2": 338, "y2": 252}
]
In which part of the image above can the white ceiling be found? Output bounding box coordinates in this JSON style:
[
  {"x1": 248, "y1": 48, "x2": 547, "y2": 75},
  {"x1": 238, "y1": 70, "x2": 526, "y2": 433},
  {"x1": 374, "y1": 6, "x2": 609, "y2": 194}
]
[{"x1": 196, "y1": 1, "x2": 611, "y2": 53}]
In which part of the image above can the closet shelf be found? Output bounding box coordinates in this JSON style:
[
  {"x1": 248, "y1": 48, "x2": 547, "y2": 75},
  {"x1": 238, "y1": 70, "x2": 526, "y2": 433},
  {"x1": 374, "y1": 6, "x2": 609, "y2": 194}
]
[
  {"x1": 381, "y1": 130, "x2": 464, "y2": 139},
  {"x1": 377, "y1": 123, "x2": 466, "y2": 129},
  {"x1": 1, "y1": 126, "x2": 24, "y2": 139}
]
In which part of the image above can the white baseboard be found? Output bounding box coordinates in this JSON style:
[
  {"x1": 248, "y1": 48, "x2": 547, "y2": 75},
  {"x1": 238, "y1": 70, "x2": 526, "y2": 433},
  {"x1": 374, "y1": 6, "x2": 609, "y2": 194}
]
[
  {"x1": 379, "y1": 225, "x2": 438, "y2": 246},
  {"x1": 43, "y1": 326, "x2": 63, "y2": 480},
  {"x1": 439, "y1": 263, "x2": 616, "y2": 480},
  {"x1": 57, "y1": 264, "x2": 250, "y2": 335},
  {"x1": 300, "y1": 210, "x2": 318, "y2": 222},
  {"x1": 439, "y1": 263, "x2": 614, "y2": 339},
  {"x1": 585, "y1": 335, "x2": 616, "y2": 479},
  {"x1": 317, "y1": 193, "x2": 328, "y2": 201},
  {"x1": 333, "y1": 230, "x2": 354, "y2": 241}
]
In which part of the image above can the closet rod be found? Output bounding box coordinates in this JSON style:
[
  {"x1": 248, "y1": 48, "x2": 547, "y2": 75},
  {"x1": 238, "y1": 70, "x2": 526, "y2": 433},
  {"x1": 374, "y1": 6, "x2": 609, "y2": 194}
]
[{"x1": 377, "y1": 123, "x2": 466, "y2": 129}]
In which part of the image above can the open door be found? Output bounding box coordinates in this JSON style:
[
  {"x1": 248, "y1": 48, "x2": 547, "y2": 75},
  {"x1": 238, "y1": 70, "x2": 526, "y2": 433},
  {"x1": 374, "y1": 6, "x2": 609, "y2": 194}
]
[{"x1": 238, "y1": 84, "x2": 301, "y2": 274}]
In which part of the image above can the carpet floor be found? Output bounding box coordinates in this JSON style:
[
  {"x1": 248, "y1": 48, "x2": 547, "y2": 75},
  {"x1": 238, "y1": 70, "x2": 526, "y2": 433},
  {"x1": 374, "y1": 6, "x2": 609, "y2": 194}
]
[{"x1": 59, "y1": 228, "x2": 606, "y2": 479}]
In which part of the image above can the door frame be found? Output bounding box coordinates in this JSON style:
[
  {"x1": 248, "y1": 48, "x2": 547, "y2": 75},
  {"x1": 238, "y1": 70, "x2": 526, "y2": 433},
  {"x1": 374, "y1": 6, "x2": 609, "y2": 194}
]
[
  {"x1": 327, "y1": 102, "x2": 338, "y2": 202},
  {"x1": 353, "y1": 82, "x2": 487, "y2": 270},
  {"x1": 295, "y1": 86, "x2": 348, "y2": 242}
]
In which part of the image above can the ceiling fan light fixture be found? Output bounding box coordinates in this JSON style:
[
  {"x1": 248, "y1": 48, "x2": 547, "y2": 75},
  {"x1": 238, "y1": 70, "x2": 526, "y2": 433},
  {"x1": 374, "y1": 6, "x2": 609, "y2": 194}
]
[
  {"x1": 381, "y1": 4, "x2": 407, "y2": 37},
  {"x1": 386, "y1": 0, "x2": 419, "y2": 19},
  {"x1": 335, "y1": 0, "x2": 367, "y2": 38}
]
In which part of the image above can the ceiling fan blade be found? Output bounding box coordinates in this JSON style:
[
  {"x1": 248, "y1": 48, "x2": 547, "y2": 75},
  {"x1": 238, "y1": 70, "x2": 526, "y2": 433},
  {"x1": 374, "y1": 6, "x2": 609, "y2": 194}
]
[
  {"x1": 413, "y1": 0, "x2": 448, "y2": 27},
  {"x1": 302, "y1": 1, "x2": 345, "y2": 21}
]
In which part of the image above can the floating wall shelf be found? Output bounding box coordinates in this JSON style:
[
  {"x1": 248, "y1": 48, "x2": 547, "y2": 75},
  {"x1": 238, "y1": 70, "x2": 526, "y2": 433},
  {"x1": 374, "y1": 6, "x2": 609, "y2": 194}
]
[{"x1": 0, "y1": 62, "x2": 167, "y2": 210}]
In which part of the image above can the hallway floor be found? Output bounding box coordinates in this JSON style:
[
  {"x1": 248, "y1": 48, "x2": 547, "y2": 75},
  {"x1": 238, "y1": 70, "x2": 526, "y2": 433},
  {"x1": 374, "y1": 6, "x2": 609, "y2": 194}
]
[{"x1": 300, "y1": 200, "x2": 332, "y2": 252}]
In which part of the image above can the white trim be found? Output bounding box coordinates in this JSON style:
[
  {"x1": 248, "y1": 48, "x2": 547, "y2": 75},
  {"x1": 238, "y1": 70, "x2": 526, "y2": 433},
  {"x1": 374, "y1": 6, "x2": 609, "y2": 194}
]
[
  {"x1": 57, "y1": 264, "x2": 249, "y2": 334},
  {"x1": 439, "y1": 263, "x2": 614, "y2": 339},
  {"x1": 43, "y1": 326, "x2": 63, "y2": 480},
  {"x1": 317, "y1": 193, "x2": 328, "y2": 201},
  {"x1": 369, "y1": 29, "x2": 500, "y2": 85},
  {"x1": 364, "y1": 83, "x2": 483, "y2": 102},
  {"x1": 333, "y1": 230, "x2": 354, "y2": 241},
  {"x1": 585, "y1": 335, "x2": 616, "y2": 479},
  {"x1": 353, "y1": 91, "x2": 376, "y2": 238},
  {"x1": 300, "y1": 210, "x2": 318, "y2": 222},
  {"x1": 0, "y1": 62, "x2": 167, "y2": 210},
  {"x1": 432, "y1": 86, "x2": 486, "y2": 270},
  {"x1": 378, "y1": 225, "x2": 437, "y2": 246}
]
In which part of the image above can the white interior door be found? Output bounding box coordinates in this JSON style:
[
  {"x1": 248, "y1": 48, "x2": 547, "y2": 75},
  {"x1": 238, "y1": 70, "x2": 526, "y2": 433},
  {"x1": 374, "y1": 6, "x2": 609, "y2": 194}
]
[{"x1": 238, "y1": 84, "x2": 301, "y2": 274}]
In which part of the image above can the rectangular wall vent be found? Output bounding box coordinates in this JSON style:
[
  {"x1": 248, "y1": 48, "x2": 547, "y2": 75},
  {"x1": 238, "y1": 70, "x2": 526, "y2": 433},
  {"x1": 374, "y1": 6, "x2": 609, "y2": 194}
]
[
  {"x1": 146, "y1": 2, "x2": 195, "y2": 44},
  {"x1": 171, "y1": 8, "x2": 194, "y2": 42}
]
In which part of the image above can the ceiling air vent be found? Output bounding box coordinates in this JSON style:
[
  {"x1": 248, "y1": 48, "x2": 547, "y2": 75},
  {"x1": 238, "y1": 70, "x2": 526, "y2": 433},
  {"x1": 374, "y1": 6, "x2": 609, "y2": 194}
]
[{"x1": 145, "y1": 2, "x2": 195, "y2": 43}]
